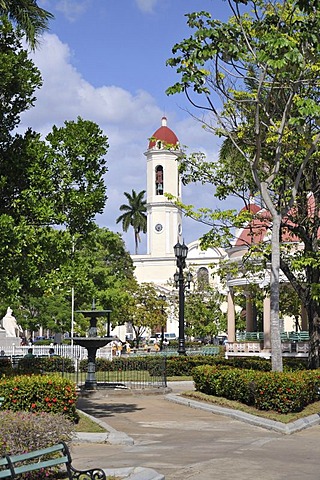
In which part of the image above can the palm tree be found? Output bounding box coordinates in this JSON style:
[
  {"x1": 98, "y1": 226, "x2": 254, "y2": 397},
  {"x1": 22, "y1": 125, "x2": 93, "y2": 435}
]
[
  {"x1": 0, "y1": 0, "x2": 53, "y2": 49},
  {"x1": 116, "y1": 189, "x2": 147, "y2": 254}
]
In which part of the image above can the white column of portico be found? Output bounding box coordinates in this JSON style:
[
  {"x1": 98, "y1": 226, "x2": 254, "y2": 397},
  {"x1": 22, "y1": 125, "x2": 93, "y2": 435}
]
[
  {"x1": 227, "y1": 289, "x2": 236, "y2": 343},
  {"x1": 263, "y1": 295, "x2": 271, "y2": 350},
  {"x1": 245, "y1": 292, "x2": 254, "y2": 332}
]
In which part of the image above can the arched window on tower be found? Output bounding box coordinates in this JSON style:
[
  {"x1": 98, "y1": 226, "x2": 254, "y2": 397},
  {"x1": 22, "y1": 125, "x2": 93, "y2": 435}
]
[
  {"x1": 197, "y1": 267, "x2": 209, "y2": 291},
  {"x1": 155, "y1": 165, "x2": 164, "y2": 195}
]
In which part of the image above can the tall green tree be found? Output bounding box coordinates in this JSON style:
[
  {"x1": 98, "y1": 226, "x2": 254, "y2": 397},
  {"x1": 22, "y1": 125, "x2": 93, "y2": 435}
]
[
  {"x1": 166, "y1": 0, "x2": 320, "y2": 369},
  {"x1": 72, "y1": 227, "x2": 135, "y2": 331},
  {"x1": 8, "y1": 227, "x2": 135, "y2": 336},
  {"x1": 0, "y1": 17, "x2": 42, "y2": 138},
  {"x1": 0, "y1": 21, "x2": 109, "y2": 303},
  {"x1": 121, "y1": 282, "x2": 164, "y2": 347},
  {"x1": 184, "y1": 285, "x2": 227, "y2": 342},
  {"x1": 116, "y1": 189, "x2": 147, "y2": 254},
  {"x1": 0, "y1": 0, "x2": 53, "y2": 49}
]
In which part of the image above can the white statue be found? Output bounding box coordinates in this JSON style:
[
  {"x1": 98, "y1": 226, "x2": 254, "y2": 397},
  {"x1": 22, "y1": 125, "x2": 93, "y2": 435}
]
[{"x1": 1, "y1": 307, "x2": 22, "y2": 338}]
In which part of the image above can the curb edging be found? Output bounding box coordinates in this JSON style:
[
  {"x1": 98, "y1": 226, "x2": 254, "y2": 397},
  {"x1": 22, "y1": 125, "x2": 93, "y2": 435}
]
[{"x1": 165, "y1": 393, "x2": 320, "y2": 434}]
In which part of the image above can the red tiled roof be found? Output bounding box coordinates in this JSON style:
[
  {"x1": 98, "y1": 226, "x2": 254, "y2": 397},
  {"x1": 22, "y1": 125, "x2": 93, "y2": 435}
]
[{"x1": 148, "y1": 117, "x2": 179, "y2": 149}]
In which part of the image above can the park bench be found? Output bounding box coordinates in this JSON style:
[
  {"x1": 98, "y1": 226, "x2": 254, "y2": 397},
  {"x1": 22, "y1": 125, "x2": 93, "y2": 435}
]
[
  {"x1": 0, "y1": 441, "x2": 106, "y2": 479},
  {"x1": 201, "y1": 346, "x2": 219, "y2": 355}
]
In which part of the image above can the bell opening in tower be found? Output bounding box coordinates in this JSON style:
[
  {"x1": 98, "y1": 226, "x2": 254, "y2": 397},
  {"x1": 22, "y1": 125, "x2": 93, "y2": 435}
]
[{"x1": 155, "y1": 165, "x2": 164, "y2": 195}]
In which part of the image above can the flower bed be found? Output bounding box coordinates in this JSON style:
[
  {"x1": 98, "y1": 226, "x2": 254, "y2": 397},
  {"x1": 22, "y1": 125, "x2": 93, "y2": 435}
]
[{"x1": 0, "y1": 374, "x2": 79, "y2": 422}]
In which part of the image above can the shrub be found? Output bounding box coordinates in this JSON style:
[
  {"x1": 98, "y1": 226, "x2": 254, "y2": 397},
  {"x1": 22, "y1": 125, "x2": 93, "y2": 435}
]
[
  {"x1": 254, "y1": 370, "x2": 320, "y2": 413},
  {"x1": 0, "y1": 357, "x2": 13, "y2": 376},
  {"x1": 16, "y1": 357, "x2": 43, "y2": 374},
  {"x1": 0, "y1": 374, "x2": 79, "y2": 423},
  {"x1": 166, "y1": 355, "x2": 310, "y2": 377},
  {"x1": 40, "y1": 356, "x2": 75, "y2": 373},
  {"x1": 0, "y1": 410, "x2": 73, "y2": 480},
  {"x1": 192, "y1": 364, "x2": 223, "y2": 395},
  {"x1": 166, "y1": 355, "x2": 217, "y2": 376},
  {"x1": 0, "y1": 410, "x2": 73, "y2": 456},
  {"x1": 192, "y1": 364, "x2": 320, "y2": 414},
  {"x1": 80, "y1": 355, "x2": 166, "y2": 376},
  {"x1": 17, "y1": 356, "x2": 75, "y2": 374}
]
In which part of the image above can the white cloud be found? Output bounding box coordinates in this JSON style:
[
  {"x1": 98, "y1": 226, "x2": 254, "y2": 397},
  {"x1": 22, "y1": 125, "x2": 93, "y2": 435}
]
[
  {"x1": 22, "y1": 34, "x2": 162, "y2": 130},
  {"x1": 55, "y1": 0, "x2": 92, "y2": 22},
  {"x1": 19, "y1": 33, "x2": 221, "y2": 254},
  {"x1": 135, "y1": 0, "x2": 159, "y2": 13}
]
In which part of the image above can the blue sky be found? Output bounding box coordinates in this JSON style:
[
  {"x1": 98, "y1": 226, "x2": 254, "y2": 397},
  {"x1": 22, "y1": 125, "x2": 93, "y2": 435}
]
[{"x1": 19, "y1": 0, "x2": 234, "y2": 253}]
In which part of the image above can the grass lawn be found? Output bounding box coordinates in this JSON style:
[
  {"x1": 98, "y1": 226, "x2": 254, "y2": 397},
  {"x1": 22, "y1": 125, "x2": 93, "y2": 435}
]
[
  {"x1": 167, "y1": 375, "x2": 193, "y2": 382},
  {"x1": 74, "y1": 411, "x2": 107, "y2": 433},
  {"x1": 64, "y1": 369, "x2": 163, "y2": 384}
]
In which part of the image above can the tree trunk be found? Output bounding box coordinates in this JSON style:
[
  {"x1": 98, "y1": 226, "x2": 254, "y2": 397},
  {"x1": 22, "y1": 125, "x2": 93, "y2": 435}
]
[
  {"x1": 307, "y1": 299, "x2": 320, "y2": 369},
  {"x1": 270, "y1": 214, "x2": 283, "y2": 372}
]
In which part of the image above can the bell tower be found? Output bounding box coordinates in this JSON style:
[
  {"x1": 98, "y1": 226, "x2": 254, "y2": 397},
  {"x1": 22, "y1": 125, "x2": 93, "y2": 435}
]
[{"x1": 145, "y1": 117, "x2": 183, "y2": 257}]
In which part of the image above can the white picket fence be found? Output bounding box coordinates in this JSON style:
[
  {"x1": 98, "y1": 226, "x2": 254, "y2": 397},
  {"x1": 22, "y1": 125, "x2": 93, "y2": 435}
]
[{"x1": 0, "y1": 343, "x2": 113, "y2": 361}]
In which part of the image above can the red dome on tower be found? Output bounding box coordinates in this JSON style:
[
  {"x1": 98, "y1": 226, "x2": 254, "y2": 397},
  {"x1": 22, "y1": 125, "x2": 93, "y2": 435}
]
[{"x1": 148, "y1": 117, "x2": 179, "y2": 149}]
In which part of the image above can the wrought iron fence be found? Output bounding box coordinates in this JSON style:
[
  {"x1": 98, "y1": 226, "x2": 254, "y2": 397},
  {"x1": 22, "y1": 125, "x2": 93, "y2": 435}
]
[
  {"x1": 62, "y1": 356, "x2": 167, "y2": 390},
  {"x1": 0, "y1": 351, "x2": 167, "y2": 389}
]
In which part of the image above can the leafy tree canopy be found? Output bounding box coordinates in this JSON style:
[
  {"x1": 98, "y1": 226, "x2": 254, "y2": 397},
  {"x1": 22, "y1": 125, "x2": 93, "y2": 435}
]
[
  {"x1": 0, "y1": 0, "x2": 53, "y2": 49},
  {"x1": 166, "y1": 0, "x2": 320, "y2": 369},
  {"x1": 120, "y1": 282, "x2": 165, "y2": 347},
  {"x1": 0, "y1": 20, "x2": 109, "y2": 306}
]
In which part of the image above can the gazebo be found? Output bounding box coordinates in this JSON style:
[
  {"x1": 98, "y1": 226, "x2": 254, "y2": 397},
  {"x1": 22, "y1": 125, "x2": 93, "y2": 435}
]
[{"x1": 224, "y1": 201, "x2": 309, "y2": 359}]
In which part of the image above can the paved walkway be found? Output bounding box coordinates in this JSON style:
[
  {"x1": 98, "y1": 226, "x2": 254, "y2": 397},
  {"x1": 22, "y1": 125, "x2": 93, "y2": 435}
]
[{"x1": 73, "y1": 381, "x2": 320, "y2": 479}]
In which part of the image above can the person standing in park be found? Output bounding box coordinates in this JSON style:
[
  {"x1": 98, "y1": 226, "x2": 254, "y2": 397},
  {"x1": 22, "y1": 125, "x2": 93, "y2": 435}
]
[
  {"x1": 24, "y1": 348, "x2": 34, "y2": 358},
  {"x1": 116, "y1": 341, "x2": 123, "y2": 357}
]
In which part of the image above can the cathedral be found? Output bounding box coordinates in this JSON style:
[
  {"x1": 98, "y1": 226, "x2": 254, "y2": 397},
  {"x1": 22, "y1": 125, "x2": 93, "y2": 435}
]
[
  {"x1": 113, "y1": 118, "x2": 306, "y2": 356},
  {"x1": 129, "y1": 117, "x2": 226, "y2": 338}
]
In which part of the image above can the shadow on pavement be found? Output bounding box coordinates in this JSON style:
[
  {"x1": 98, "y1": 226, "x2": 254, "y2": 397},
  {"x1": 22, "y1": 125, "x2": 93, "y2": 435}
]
[{"x1": 77, "y1": 398, "x2": 144, "y2": 418}]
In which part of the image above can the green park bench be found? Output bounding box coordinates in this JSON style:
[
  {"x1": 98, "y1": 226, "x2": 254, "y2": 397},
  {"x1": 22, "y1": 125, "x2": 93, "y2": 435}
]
[
  {"x1": 0, "y1": 441, "x2": 106, "y2": 479},
  {"x1": 288, "y1": 332, "x2": 300, "y2": 342},
  {"x1": 298, "y1": 331, "x2": 309, "y2": 341},
  {"x1": 280, "y1": 332, "x2": 289, "y2": 341},
  {"x1": 244, "y1": 332, "x2": 258, "y2": 341},
  {"x1": 201, "y1": 346, "x2": 219, "y2": 355}
]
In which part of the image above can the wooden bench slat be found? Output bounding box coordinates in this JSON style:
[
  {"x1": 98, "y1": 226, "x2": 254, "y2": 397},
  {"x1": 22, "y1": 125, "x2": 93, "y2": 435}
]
[
  {"x1": 14, "y1": 455, "x2": 69, "y2": 475},
  {"x1": 8, "y1": 442, "x2": 66, "y2": 463},
  {"x1": 0, "y1": 457, "x2": 9, "y2": 467},
  {"x1": 0, "y1": 470, "x2": 12, "y2": 479}
]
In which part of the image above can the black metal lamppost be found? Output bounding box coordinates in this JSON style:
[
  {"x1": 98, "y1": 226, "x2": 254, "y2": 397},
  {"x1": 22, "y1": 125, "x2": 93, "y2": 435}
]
[
  {"x1": 158, "y1": 294, "x2": 167, "y2": 349},
  {"x1": 174, "y1": 242, "x2": 192, "y2": 355}
]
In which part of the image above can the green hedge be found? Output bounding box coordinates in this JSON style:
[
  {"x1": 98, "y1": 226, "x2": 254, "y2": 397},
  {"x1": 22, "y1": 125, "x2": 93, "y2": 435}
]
[
  {"x1": 166, "y1": 355, "x2": 309, "y2": 377},
  {"x1": 77, "y1": 354, "x2": 308, "y2": 378},
  {"x1": 15, "y1": 356, "x2": 75, "y2": 374},
  {"x1": 0, "y1": 357, "x2": 13, "y2": 376},
  {"x1": 165, "y1": 355, "x2": 272, "y2": 376},
  {"x1": 192, "y1": 365, "x2": 320, "y2": 413},
  {"x1": 0, "y1": 374, "x2": 79, "y2": 422},
  {"x1": 79, "y1": 356, "x2": 165, "y2": 376}
]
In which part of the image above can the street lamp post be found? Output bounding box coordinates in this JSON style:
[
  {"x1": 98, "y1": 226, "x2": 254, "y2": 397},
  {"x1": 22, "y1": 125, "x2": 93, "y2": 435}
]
[
  {"x1": 174, "y1": 241, "x2": 192, "y2": 355},
  {"x1": 158, "y1": 294, "x2": 167, "y2": 349}
]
